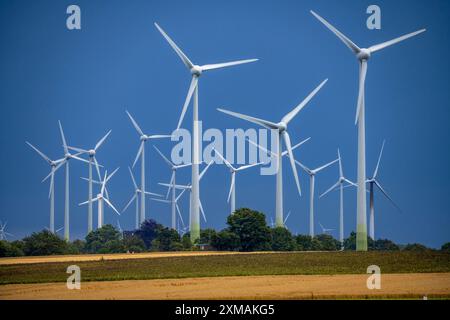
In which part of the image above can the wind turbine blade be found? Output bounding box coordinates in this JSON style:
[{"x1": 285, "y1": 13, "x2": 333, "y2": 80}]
[
  {"x1": 282, "y1": 137, "x2": 311, "y2": 156},
  {"x1": 95, "y1": 130, "x2": 112, "y2": 150},
  {"x1": 42, "y1": 160, "x2": 65, "y2": 182},
  {"x1": 67, "y1": 146, "x2": 88, "y2": 153},
  {"x1": 314, "y1": 158, "x2": 339, "y2": 174},
  {"x1": 101, "y1": 171, "x2": 108, "y2": 195},
  {"x1": 284, "y1": 211, "x2": 291, "y2": 224},
  {"x1": 227, "y1": 172, "x2": 235, "y2": 203},
  {"x1": 126, "y1": 110, "x2": 144, "y2": 136},
  {"x1": 343, "y1": 178, "x2": 358, "y2": 187},
  {"x1": 159, "y1": 182, "x2": 190, "y2": 190},
  {"x1": 145, "y1": 191, "x2": 163, "y2": 197},
  {"x1": 338, "y1": 149, "x2": 343, "y2": 178},
  {"x1": 294, "y1": 160, "x2": 311, "y2": 175},
  {"x1": 154, "y1": 23, "x2": 194, "y2": 70},
  {"x1": 148, "y1": 135, "x2": 172, "y2": 139},
  {"x1": 58, "y1": 121, "x2": 68, "y2": 154},
  {"x1": 150, "y1": 198, "x2": 171, "y2": 204},
  {"x1": 199, "y1": 200, "x2": 207, "y2": 222},
  {"x1": 201, "y1": 59, "x2": 258, "y2": 71},
  {"x1": 247, "y1": 138, "x2": 277, "y2": 158},
  {"x1": 177, "y1": 76, "x2": 198, "y2": 130},
  {"x1": 281, "y1": 79, "x2": 328, "y2": 124},
  {"x1": 199, "y1": 161, "x2": 214, "y2": 181},
  {"x1": 374, "y1": 180, "x2": 401, "y2": 212},
  {"x1": 153, "y1": 145, "x2": 173, "y2": 167},
  {"x1": 176, "y1": 204, "x2": 185, "y2": 227},
  {"x1": 79, "y1": 197, "x2": 99, "y2": 206},
  {"x1": 176, "y1": 188, "x2": 187, "y2": 202},
  {"x1": 93, "y1": 157, "x2": 102, "y2": 181},
  {"x1": 320, "y1": 181, "x2": 340, "y2": 198},
  {"x1": 217, "y1": 108, "x2": 280, "y2": 130},
  {"x1": 310, "y1": 11, "x2": 361, "y2": 54},
  {"x1": 355, "y1": 60, "x2": 368, "y2": 124},
  {"x1": 282, "y1": 131, "x2": 301, "y2": 196},
  {"x1": 128, "y1": 166, "x2": 138, "y2": 190},
  {"x1": 369, "y1": 29, "x2": 426, "y2": 53},
  {"x1": 106, "y1": 167, "x2": 119, "y2": 183},
  {"x1": 122, "y1": 194, "x2": 137, "y2": 212},
  {"x1": 213, "y1": 148, "x2": 234, "y2": 170},
  {"x1": 132, "y1": 141, "x2": 144, "y2": 168},
  {"x1": 166, "y1": 171, "x2": 175, "y2": 199},
  {"x1": 48, "y1": 171, "x2": 54, "y2": 199},
  {"x1": 236, "y1": 162, "x2": 264, "y2": 172},
  {"x1": 373, "y1": 140, "x2": 386, "y2": 179},
  {"x1": 71, "y1": 155, "x2": 90, "y2": 164},
  {"x1": 174, "y1": 163, "x2": 192, "y2": 169},
  {"x1": 26, "y1": 142, "x2": 51, "y2": 163},
  {"x1": 104, "y1": 198, "x2": 121, "y2": 215}
]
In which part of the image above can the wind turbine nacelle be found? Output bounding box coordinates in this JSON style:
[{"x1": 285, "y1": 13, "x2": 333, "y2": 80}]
[
  {"x1": 191, "y1": 65, "x2": 203, "y2": 76},
  {"x1": 88, "y1": 149, "x2": 96, "y2": 156},
  {"x1": 277, "y1": 122, "x2": 287, "y2": 132},
  {"x1": 357, "y1": 49, "x2": 371, "y2": 61},
  {"x1": 140, "y1": 135, "x2": 148, "y2": 141}
]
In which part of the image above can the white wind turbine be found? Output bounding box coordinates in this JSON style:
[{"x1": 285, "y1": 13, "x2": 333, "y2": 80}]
[
  {"x1": 154, "y1": 23, "x2": 258, "y2": 243},
  {"x1": 318, "y1": 222, "x2": 334, "y2": 235},
  {"x1": 51, "y1": 121, "x2": 90, "y2": 241},
  {"x1": 218, "y1": 79, "x2": 328, "y2": 227},
  {"x1": 0, "y1": 221, "x2": 13, "y2": 241},
  {"x1": 153, "y1": 146, "x2": 191, "y2": 229},
  {"x1": 79, "y1": 168, "x2": 120, "y2": 228},
  {"x1": 320, "y1": 149, "x2": 356, "y2": 248},
  {"x1": 159, "y1": 161, "x2": 214, "y2": 232},
  {"x1": 26, "y1": 142, "x2": 65, "y2": 233},
  {"x1": 311, "y1": 10, "x2": 425, "y2": 251},
  {"x1": 122, "y1": 167, "x2": 163, "y2": 230},
  {"x1": 67, "y1": 130, "x2": 111, "y2": 233},
  {"x1": 296, "y1": 157, "x2": 339, "y2": 237},
  {"x1": 150, "y1": 191, "x2": 186, "y2": 231},
  {"x1": 367, "y1": 140, "x2": 401, "y2": 240},
  {"x1": 126, "y1": 110, "x2": 171, "y2": 226},
  {"x1": 213, "y1": 148, "x2": 264, "y2": 215}
]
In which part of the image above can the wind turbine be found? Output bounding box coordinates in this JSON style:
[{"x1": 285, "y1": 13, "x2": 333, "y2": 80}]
[
  {"x1": 79, "y1": 168, "x2": 120, "y2": 228},
  {"x1": 150, "y1": 191, "x2": 186, "y2": 231},
  {"x1": 122, "y1": 167, "x2": 163, "y2": 230},
  {"x1": 54, "y1": 121, "x2": 90, "y2": 241},
  {"x1": 126, "y1": 110, "x2": 171, "y2": 226},
  {"x1": 296, "y1": 157, "x2": 339, "y2": 237},
  {"x1": 320, "y1": 149, "x2": 355, "y2": 248},
  {"x1": 318, "y1": 222, "x2": 334, "y2": 235},
  {"x1": 153, "y1": 146, "x2": 191, "y2": 229},
  {"x1": 311, "y1": 10, "x2": 425, "y2": 251},
  {"x1": 154, "y1": 23, "x2": 258, "y2": 243},
  {"x1": 218, "y1": 79, "x2": 328, "y2": 227},
  {"x1": 284, "y1": 211, "x2": 291, "y2": 229},
  {"x1": 213, "y1": 148, "x2": 264, "y2": 215},
  {"x1": 367, "y1": 140, "x2": 401, "y2": 240},
  {"x1": 67, "y1": 130, "x2": 111, "y2": 233},
  {"x1": 159, "y1": 161, "x2": 214, "y2": 232},
  {"x1": 0, "y1": 221, "x2": 13, "y2": 241},
  {"x1": 26, "y1": 141, "x2": 65, "y2": 233}
]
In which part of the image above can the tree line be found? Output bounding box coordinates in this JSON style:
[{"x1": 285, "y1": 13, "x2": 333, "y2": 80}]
[{"x1": 1, "y1": 208, "x2": 448, "y2": 257}]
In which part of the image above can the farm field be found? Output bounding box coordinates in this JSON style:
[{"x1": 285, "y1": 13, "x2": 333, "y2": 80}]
[
  {"x1": 1, "y1": 251, "x2": 449, "y2": 285},
  {"x1": 1, "y1": 273, "x2": 449, "y2": 300}
]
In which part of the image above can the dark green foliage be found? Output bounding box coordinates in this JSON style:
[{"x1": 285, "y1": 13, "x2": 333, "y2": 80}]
[
  {"x1": 271, "y1": 227, "x2": 297, "y2": 251},
  {"x1": 181, "y1": 233, "x2": 192, "y2": 250},
  {"x1": 0, "y1": 240, "x2": 24, "y2": 257},
  {"x1": 441, "y1": 242, "x2": 450, "y2": 252},
  {"x1": 295, "y1": 235, "x2": 313, "y2": 251},
  {"x1": 123, "y1": 235, "x2": 146, "y2": 253},
  {"x1": 403, "y1": 243, "x2": 431, "y2": 252},
  {"x1": 135, "y1": 219, "x2": 164, "y2": 249},
  {"x1": 84, "y1": 225, "x2": 124, "y2": 254},
  {"x1": 315, "y1": 234, "x2": 340, "y2": 251},
  {"x1": 156, "y1": 227, "x2": 182, "y2": 251},
  {"x1": 22, "y1": 230, "x2": 71, "y2": 256},
  {"x1": 373, "y1": 239, "x2": 400, "y2": 251},
  {"x1": 211, "y1": 230, "x2": 240, "y2": 251},
  {"x1": 198, "y1": 228, "x2": 217, "y2": 245},
  {"x1": 344, "y1": 232, "x2": 374, "y2": 251},
  {"x1": 227, "y1": 208, "x2": 271, "y2": 251}
]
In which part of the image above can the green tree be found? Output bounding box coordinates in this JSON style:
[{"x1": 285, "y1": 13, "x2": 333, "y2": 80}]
[
  {"x1": 181, "y1": 233, "x2": 192, "y2": 250},
  {"x1": 296, "y1": 235, "x2": 313, "y2": 251},
  {"x1": 156, "y1": 227, "x2": 182, "y2": 251},
  {"x1": 441, "y1": 242, "x2": 450, "y2": 252},
  {"x1": 271, "y1": 227, "x2": 297, "y2": 251},
  {"x1": 211, "y1": 230, "x2": 240, "y2": 251},
  {"x1": 84, "y1": 224, "x2": 124, "y2": 254},
  {"x1": 227, "y1": 208, "x2": 271, "y2": 252},
  {"x1": 373, "y1": 239, "x2": 400, "y2": 251},
  {"x1": 0, "y1": 240, "x2": 24, "y2": 257},
  {"x1": 403, "y1": 243, "x2": 430, "y2": 252},
  {"x1": 315, "y1": 234, "x2": 340, "y2": 251},
  {"x1": 123, "y1": 235, "x2": 146, "y2": 253},
  {"x1": 23, "y1": 230, "x2": 70, "y2": 256},
  {"x1": 135, "y1": 219, "x2": 164, "y2": 249},
  {"x1": 344, "y1": 232, "x2": 374, "y2": 251},
  {"x1": 198, "y1": 228, "x2": 217, "y2": 245}
]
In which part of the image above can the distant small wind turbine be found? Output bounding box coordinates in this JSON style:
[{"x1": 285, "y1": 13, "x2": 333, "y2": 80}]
[
  {"x1": 318, "y1": 222, "x2": 334, "y2": 235},
  {"x1": 0, "y1": 221, "x2": 13, "y2": 241}
]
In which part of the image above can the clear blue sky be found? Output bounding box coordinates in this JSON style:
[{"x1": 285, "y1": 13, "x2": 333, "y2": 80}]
[{"x1": 0, "y1": 0, "x2": 448, "y2": 247}]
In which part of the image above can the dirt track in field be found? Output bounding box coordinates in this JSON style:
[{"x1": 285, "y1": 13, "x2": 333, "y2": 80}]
[
  {"x1": 1, "y1": 273, "x2": 449, "y2": 300},
  {"x1": 0, "y1": 251, "x2": 272, "y2": 265}
]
